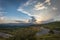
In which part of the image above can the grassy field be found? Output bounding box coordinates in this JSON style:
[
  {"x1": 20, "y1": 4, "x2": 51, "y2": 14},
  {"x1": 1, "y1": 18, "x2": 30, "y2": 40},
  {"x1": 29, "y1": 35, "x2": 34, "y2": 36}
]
[{"x1": 0, "y1": 21, "x2": 60, "y2": 40}]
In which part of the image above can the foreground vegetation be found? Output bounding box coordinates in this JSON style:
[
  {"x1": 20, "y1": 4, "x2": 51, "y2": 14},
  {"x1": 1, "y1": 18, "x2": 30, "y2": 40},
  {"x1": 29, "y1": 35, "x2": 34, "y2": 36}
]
[{"x1": 0, "y1": 21, "x2": 60, "y2": 40}]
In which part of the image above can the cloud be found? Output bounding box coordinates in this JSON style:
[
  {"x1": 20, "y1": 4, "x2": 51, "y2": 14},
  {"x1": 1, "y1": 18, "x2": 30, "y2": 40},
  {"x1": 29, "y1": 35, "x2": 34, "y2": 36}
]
[
  {"x1": 45, "y1": 0, "x2": 51, "y2": 5},
  {"x1": 52, "y1": 7, "x2": 57, "y2": 10},
  {"x1": 34, "y1": 12, "x2": 55, "y2": 21},
  {"x1": 17, "y1": 0, "x2": 59, "y2": 23},
  {"x1": 17, "y1": 0, "x2": 37, "y2": 17},
  {"x1": 0, "y1": 7, "x2": 7, "y2": 17},
  {"x1": 18, "y1": 0, "x2": 51, "y2": 15},
  {"x1": 0, "y1": 9, "x2": 7, "y2": 21},
  {"x1": 23, "y1": 0, "x2": 33, "y2": 6},
  {"x1": 17, "y1": 8, "x2": 32, "y2": 16},
  {"x1": 34, "y1": 2, "x2": 47, "y2": 10},
  {"x1": 20, "y1": 0, "x2": 37, "y2": 8},
  {"x1": 45, "y1": 0, "x2": 51, "y2": 3},
  {"x1": 54, "y1": 15, "x2": 60, "y2": 21},
  {"x1": 33, "y1": 0, "x2": 51, "y2": 11},
  {"x1": 0, "y1": 17, "x2": 5, "y2": 20},
  {"x1": 21, "y1": 0, "x2": 51, "y2": 8},
  {"x1": 0, "y1": 11, "x2": 7, "y2": 17}
]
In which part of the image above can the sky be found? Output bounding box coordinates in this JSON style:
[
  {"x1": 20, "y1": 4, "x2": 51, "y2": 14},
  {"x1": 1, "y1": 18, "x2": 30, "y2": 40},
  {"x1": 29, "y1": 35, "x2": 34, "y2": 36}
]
[{"x1": 0, "y1": 0, "x2": 60, "y2": 23}]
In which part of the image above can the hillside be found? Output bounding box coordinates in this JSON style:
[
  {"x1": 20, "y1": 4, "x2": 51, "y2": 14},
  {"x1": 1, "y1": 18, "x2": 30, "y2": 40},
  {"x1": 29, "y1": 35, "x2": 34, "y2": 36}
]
[
  {"x1": 40, "y1": 21, "x2": 60, "y2": 30},
  {"x1": 0, "y1": 21, "x2": 60, "y2": 40}
]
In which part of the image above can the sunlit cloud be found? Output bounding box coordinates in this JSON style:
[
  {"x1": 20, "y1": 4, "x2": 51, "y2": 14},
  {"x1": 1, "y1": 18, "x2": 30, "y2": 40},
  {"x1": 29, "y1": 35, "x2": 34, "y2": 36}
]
[
  {"x1": 34, "y1": 2, "x2": 47, "y2": 10},
  {"x1": 52, "y1": 7, "x2": 57, "y2": 10},
  {"x1": 0, "y1": 0, "x2": 60, "y2": 24},
  {"x1": 33, "y1": 0, "x2": 51, "y2": 10},
  {"x1": 20, "y1": 0, "x2": 37, "y2": 8},
  {"x1": 17, "y1": 8, "x2": 32, "y2": 16},
  {"x1": 0, "y1": 17, "x2": 5, "y2": 20},
  {"x1": 17, "y1": 0, "x2": 59, "y2": 23},
  {"x1": 45, "y1": 0, "x2": 51, "y2": 3},
  {"x1": 45, "y1": 0, "x2": 51, "y2": 5},
  {"x1": 23, "y1": 0, "x2": 33, "y2": 6}
]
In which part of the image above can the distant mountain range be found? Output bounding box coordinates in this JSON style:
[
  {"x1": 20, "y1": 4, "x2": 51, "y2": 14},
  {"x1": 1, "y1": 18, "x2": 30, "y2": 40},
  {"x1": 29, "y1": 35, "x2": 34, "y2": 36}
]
[
  {"x1": 0, "y1": 21, "x2": 60, "y2": 28},
  {"x1": 0, "y1": 23, "x2": 35, "y2": 28}
]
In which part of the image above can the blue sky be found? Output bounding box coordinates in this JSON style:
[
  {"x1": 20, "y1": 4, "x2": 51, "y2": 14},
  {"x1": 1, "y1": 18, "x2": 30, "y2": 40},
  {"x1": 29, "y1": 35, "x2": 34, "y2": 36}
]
[
  {"x1": 0, "y1": 0, "x2": 60, "y2": 23},
  {"x1": 0, "y1": 0, "x2": 30, "y2": 20}
]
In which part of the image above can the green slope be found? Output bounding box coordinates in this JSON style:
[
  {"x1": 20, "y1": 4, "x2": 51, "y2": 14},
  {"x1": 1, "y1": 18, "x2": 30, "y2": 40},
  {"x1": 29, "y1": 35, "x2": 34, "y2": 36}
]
[{"x1": 41, "y1": 21, "x2": 60, "y2": 30}]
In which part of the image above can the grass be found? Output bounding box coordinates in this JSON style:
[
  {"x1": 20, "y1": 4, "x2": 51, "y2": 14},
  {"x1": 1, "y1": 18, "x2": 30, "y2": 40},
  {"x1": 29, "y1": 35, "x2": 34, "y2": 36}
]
[{"x1": 0, "y1": 21, "x2": 60, "y2": 40}]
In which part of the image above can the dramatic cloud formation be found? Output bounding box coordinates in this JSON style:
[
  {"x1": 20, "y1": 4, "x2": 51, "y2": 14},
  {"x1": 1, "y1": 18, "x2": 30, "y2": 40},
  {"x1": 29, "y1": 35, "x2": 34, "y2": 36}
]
[
  {"x1": 17, "y1": 0, "x2": 37, "y2": 16},
  {"x1": 23, "y1": 0, "x2": 34, "y2": 6},
  {"x1": 0, "y1": 0, "x2": 60, "y2": 23},
  {"x1": 34, "y1": 0, "x2": 52, "y2": 10},
  {"x1": 17, "y1": 0, "x2": 59, "y2": 23},
  {"x1": 20, "y1": 0, "x2": 37, "y2": 8},
  {"x1": 34, "y1": 2, "x2": 47, "y2": 10},
  {"x1": 45, "y1": 0, "x2": 51, "y2": 5},
  {"x1": 17, "y1": 8, "x2": 31, "y2": 16}
]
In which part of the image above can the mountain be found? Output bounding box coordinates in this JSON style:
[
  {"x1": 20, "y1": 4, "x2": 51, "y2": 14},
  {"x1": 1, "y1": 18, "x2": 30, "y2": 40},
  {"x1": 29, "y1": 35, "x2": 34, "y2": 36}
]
[
  {"x1": 0, "y1": 21, "x2": 60, "y2": 28},
  {"x1": 0, "y1": 23, "x2": 34, "y2": 28}
]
